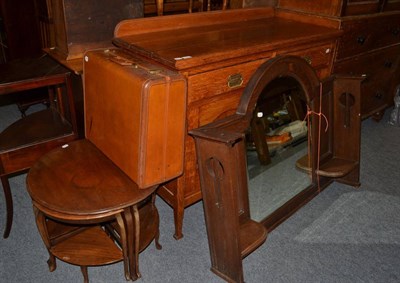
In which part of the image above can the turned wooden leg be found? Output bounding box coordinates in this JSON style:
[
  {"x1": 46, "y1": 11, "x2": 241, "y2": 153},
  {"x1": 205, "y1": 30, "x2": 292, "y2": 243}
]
[
  {"x1": 123, "y1": 206, "x2": 141, "y2": 280},
  {"x1": 1, "y1": 175, "x2": 13, "y2": 238},
  {"x1": 156, "y1": 0, "x2": 163, "y2": 16},
  {"x1": 222, "y1": 0, "x2": 228, "y2": 10},
  {"x1": 80, "y1": 266, "x2": 89, "y2": 283},
  {"x1": 189, "y1": 0, "x2": 193, "y2": 12}
]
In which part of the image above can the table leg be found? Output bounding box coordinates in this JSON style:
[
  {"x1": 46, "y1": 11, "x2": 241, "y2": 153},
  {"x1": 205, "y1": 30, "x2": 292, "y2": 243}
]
[
  {"x1": 33, "y1": 206, "x2": 57, "y2": 272},
  {"x1": 115, "y1": 213, "x2": 130, "y2": 280},
  {"x1": 1, "y1": 176, "x2": 13, "y2": 238},
  {"x1": 122, "y1": 206, "x2": 141, "y2": 280}
]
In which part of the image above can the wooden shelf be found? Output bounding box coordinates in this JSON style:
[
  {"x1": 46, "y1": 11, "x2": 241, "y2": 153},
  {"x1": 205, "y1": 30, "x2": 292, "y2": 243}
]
[
  {"x1": 296, "y1": 154, "x2": 312, "y2": 173},
  {"x1": 316, "y1": 157, "x2": 358, "y2": 178},
  {"x1": 296, "y1": 154, "x2": 358, "y2": 178},
  {"x1": 50, "y1": 225, "x2": 123, "y2": 266},
  {"x1": 239, "y1": 219, "x2": 268, "y2": 258},
  {"x1": 0, "y1": 108, "x2": 73, "y2": 151}
]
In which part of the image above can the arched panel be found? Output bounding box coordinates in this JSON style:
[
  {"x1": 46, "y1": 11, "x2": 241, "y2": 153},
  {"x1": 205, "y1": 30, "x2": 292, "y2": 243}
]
[{"x1": 237, "y1": 55, "x2": 320, "y2": 118}]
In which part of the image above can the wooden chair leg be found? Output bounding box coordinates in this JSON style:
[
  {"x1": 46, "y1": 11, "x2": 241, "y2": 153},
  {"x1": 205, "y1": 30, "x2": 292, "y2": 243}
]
[
  {"x1": 1, "y1": 175, "x2": 13, "y2": 238},
  {"x1": 80, "y1": 266, "x2": 89, "y2": 283}
]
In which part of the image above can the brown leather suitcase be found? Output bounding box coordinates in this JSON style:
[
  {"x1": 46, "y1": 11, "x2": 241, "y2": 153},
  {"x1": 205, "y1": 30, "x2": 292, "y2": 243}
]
[{"x1": 83, "y1": 48, "x2": 187, "y2": 188}]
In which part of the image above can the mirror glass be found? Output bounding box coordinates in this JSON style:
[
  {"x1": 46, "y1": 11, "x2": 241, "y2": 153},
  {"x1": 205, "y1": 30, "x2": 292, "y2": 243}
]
[{"x1": 246, "y1": 76, "x2": 312, "y2": 221}]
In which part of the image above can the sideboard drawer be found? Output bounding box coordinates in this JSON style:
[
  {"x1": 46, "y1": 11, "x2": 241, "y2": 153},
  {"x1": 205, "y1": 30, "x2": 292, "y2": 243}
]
[
  {"x1": 336, "y1": 14, "x2": 400, "y2": 60},
  {"x1": 286, "y1": 43, "x2": 335, "y2": 71},
  {"x1": 188, "y1": 42, "x2": 335, "y2": 105},
  {"x1": 187, "y1": 59, "x2": 267, "y2": 105}
]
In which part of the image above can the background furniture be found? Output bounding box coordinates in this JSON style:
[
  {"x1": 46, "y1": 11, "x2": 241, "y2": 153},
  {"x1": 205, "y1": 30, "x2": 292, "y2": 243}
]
[
  {"x1": 46, "y1": 0, "x2": 143, "y2": 60},
  {"x1": 0, "y1": 55, "x2": 78, "y2": 238},
  {"x1": 277, "y1": 0, "x2": 400, "y2": 120},
  {"x1": 27, "y1": 139, "x2": 160, "y2": 282}
]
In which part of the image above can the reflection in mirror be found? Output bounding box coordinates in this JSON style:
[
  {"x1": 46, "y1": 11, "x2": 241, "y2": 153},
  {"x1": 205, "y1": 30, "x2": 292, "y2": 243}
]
[{"x1": 246, "y1": 76, "x2": 312, "y2": 221}]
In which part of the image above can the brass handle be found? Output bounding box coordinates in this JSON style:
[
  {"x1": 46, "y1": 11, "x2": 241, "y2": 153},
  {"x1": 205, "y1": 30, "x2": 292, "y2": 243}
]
[
  {"x1": 384, "y1": 61, "x2": 393, "y2": 68},
  {"x1": 227, "y1": 73, "x2": 243, "y2": 88},
  {"x1": 303, "y1": 56, "x2": 312, "y2": 65},
  {"x1": 375, "y1": 91, "x2": 384, "y2": 100}
]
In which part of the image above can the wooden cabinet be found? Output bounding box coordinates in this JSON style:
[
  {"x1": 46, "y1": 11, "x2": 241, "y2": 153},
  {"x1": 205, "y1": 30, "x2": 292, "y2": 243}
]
[
  {"x1": 47, "y1": 0, "x2": 143, "y2": 60},
  {"x1": 334, "y1": 13, "x2": 400, "y2": 118},
  {"x1": 335, "y1": 42, "x2": 400, "y2": 117}
]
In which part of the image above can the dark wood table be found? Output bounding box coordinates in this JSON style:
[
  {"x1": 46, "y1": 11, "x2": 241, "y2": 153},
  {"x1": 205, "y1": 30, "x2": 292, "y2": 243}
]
[
  {"x1": 0, "y1": 55, "x2": 72, "y2": 95},
  {"x1": 0, "y1": 54, "x2": 79, "y2": 238},
  {"x1": 26, "y1": 139, "x2": 160, "y2": 282}
]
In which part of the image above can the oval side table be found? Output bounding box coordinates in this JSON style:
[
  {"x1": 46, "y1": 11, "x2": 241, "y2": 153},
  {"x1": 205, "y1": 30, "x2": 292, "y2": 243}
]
[{"x1": 26, "y1": 139, "x2": 161, "y2": 282}]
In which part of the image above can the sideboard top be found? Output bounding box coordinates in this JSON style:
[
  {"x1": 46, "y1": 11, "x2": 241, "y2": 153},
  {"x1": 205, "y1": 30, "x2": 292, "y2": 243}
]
[{"x1": 113, "y1": 8, "x2": 342, "y2": 71}]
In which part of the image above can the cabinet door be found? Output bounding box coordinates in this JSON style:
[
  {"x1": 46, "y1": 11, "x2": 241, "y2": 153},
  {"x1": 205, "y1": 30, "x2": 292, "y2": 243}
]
[{"x1": 343, "y1": 0, "x2": 383, "y2": 15}]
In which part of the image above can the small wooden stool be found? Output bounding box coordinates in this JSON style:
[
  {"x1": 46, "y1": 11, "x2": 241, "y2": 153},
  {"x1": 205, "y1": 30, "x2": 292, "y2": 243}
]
[{"x1": 26, "y1": 139, "x2": 161, "y2": 282}]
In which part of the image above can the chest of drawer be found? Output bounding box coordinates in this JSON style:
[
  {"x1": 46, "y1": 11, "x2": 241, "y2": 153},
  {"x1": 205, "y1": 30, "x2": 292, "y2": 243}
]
[
  {"x1": 334, "y1": 45, "x2": 400, "y2": 116},
  {"x1": 336, "y1": 14, "x2": 400, "y2": 60}
]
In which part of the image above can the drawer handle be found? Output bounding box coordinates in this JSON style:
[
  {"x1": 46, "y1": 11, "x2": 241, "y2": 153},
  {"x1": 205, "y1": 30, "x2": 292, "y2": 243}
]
[
  {"x1": 227, "y1": 73, "x2": 243, "y2": 88},
  {"x1": 375, "y1": 91, "x2": 384, "y2": 100},
  {"x1": 302, "y1": 56, "x2": 312, "y2": 65},
  {"x1": 392, "y1": 28, "x2": 400, "y2": 36},
  {"x1": 384, "y1": 61, "x2": 393, "y2": 68},
  {"x1": 357, "y1": 36, "x2": 366, "y2": 45}
]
